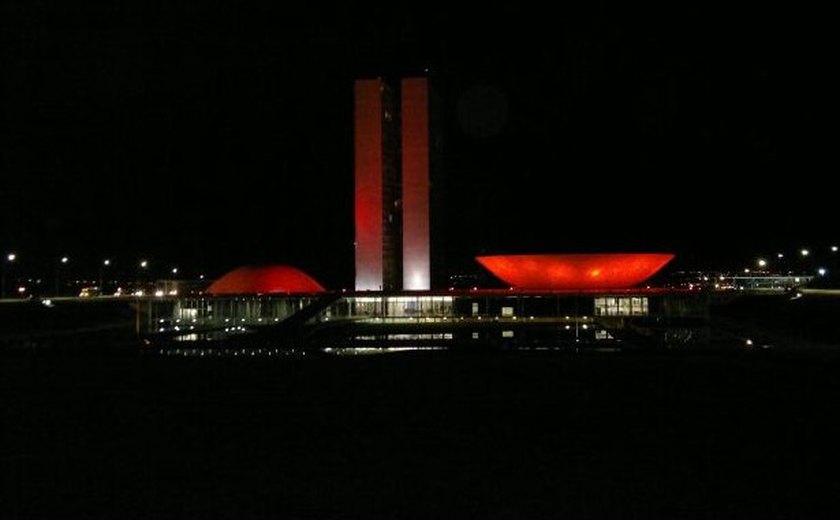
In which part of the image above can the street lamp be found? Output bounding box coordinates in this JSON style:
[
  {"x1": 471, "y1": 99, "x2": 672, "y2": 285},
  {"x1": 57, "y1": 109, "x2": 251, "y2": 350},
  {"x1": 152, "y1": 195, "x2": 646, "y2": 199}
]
[
  {"x1": 757, "y1": 259, "x2": 767, "y2": 268},
  {"x1": 2, "y1": 252, "x2": 16, "y2": 298},
  {"x1": 100, "y1": 259, "x2": 111, "y2": 295},
  {"x1": 55, "y1": 256, "x2": 69, "y2": 296},
  {"x1": 137, "y1": 259, "x2": 149, "y2": 293},
  {"x1": 801, "y1": 249, "x2": 810, "y2": 257}
]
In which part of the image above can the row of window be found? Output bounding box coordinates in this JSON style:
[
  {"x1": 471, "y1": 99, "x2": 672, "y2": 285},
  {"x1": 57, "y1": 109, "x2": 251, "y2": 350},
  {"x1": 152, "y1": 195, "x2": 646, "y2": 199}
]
[{"x1": 594, "y1": 297, "x2": 649, "y2": 316}]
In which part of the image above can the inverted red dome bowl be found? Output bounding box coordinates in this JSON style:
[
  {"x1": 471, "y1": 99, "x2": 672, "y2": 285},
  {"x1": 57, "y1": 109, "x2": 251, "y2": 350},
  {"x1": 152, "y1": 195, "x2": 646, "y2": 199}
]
[
  {"x1": 207, "y1": 265, "x2": 325, "y2": 295},
  {"x1": 476, "y1": 253, "x2": 674, "y2": 291}
]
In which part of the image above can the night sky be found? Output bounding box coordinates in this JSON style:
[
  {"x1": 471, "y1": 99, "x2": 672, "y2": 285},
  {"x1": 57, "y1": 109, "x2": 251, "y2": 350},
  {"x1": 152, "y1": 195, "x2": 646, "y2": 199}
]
[{"x1": 2, "y1": 4, "x2": 834, "y2": 286}]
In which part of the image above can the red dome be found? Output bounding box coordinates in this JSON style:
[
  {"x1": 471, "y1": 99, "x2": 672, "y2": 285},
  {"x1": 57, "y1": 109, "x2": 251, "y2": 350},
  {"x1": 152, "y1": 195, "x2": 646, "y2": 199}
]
[
  {"x1": 206, "y1": 265, "x2": 326, "y2": 295},
  {"x1": 476, "y1": 253, "x2": 674, "y2": 291}
]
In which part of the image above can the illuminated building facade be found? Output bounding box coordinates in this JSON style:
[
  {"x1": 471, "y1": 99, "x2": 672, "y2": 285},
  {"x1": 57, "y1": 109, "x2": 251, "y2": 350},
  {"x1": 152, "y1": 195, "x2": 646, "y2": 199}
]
[
  {"x1": 401, "y1": 78, "x2": 431, "y2": 290},
  {"x1": 354, "y1": 79, "x2": 401, "y2": 291},
  {"x1": 355, "y1": 76, "x2": 434, "y2": 291},
  {"x1": 206, "y1": 265, "x2": 325, "y2": 295},
  {"x1": 475, "y1": 254, "x2": 675, "y2": 291}
]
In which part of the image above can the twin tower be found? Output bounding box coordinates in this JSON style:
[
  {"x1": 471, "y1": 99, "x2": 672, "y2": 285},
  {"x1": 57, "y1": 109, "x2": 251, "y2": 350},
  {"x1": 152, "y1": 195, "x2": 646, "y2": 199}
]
[{"x1": 354, "y1": 77, "x2": 439, "y2": 291}]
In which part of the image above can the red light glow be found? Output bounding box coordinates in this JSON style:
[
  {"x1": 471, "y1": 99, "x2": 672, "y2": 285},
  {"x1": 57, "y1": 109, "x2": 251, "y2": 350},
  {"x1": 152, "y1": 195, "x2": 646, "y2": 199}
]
[
  {"x1": 476, "y1": 254, "x2": 675, "y2": 290},
  {"x1": 206, "y1": 266, "x2": 325, "y2": 295},
  {"x1": 354, "y1": 79, "x2": 384, "y2": 290}
]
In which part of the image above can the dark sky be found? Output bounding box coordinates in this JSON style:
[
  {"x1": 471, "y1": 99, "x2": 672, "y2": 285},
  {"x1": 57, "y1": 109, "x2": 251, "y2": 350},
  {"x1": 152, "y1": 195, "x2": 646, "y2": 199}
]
[{"x1": 2, "y1": 4, "x2": 835, "y2": 285}]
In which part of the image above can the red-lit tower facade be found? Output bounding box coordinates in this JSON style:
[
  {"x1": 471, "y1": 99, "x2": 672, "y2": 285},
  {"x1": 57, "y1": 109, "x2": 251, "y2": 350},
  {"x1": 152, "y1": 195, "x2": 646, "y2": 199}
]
[
  {"x1": 355, "y1": 77, "x2": 434, "y2": 291},
  {"x1": 400, "y1": 78, "x2": 431, "y2": 290},
  {"x1": 354, "y1": 79, "x2": 401, "y2": 291}
]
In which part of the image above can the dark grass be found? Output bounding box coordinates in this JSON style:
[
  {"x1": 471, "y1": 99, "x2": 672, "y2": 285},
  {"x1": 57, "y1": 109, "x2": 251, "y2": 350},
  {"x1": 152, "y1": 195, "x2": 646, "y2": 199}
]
[
  {"x1": 715, "y1": 294, "x2": 840, "y2": 346},
  {"x1": 4, "y1": 348, "x2": 840, "y2": 519}
]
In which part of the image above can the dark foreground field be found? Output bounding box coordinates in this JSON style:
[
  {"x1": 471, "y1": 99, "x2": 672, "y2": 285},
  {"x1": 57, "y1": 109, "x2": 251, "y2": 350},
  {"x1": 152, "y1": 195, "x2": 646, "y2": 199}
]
[{"x1": 4, "y1": 348, "x2": 840, "y2": 519}]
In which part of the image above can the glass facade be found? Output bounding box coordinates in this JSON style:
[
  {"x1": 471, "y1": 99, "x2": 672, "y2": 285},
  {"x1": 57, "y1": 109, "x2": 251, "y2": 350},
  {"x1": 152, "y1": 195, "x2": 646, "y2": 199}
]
[
  {"x1": 345, "y1": 295, "x2": 454, "y2": 320},
  {"x1": 593, "y1": 296, "x2": 649, "y2": 317}
]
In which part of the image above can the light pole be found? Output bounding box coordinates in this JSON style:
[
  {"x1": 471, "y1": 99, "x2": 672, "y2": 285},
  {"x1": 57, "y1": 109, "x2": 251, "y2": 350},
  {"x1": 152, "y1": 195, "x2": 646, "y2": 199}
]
[
  {"x1": 2, "y1": 253, "x2": 16, "y2": 299},
  {"x1": 169, "y1": 267, "x2": 179, "y2": 295},
  {"x1": 100, "y1": 259, "x2": 111, "y2": 295},
  {"x1": 800, "y1": 249, "x2": 811, "y2": 276},
  {"x1": 139, "y1": 259, "x2": 148, "y2": 293},
  {"x1": 55, "y1": 256, "x2": 69, "y2": 296}
]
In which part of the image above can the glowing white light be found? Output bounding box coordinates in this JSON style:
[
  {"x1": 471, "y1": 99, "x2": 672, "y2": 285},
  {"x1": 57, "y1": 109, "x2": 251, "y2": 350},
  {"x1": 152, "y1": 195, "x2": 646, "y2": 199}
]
[
  {"x1": 746, "y1": 339, "x2": 753, "y2": 346},
  {"x1": 777, "y1": 253, "x2": 784, "y2": 259},
  {"x1": 833, "y1": 246, "x2": 839, "y2": 253},
  {"x1": 60, "y1": 256, "x2": 69, "y2": 264},
  {"x1": 6, "y1": 253, "x2": 15, "y2": 262},
  {"x1": 404, "y1": 271, "x2": 429, "y2": 291},
  {"x1": 103, "y1": 259, "x2": 110, "y2": 266},
  {"x1": 154, "y1": 290, "x2": 164, "y2": 297},
  {"x1": 801, "y1": 249, "x2": 809, "y2": 257},
  {"x1": 17, "y1": 286, "x2": 25, "y2": 293},
  {"x1": 171, "y1": 268, "x2": 178, "y2": 275},
  {"x1": 140, "y1": 260, "x2": 148, "y2": 268},
  {"x1": 757, "y1": 259, "x2": 767, "y2": 267},
  {"x1": 818, "y1": 268, "x2": 827, "y2": 276}
]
